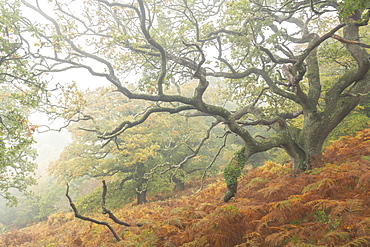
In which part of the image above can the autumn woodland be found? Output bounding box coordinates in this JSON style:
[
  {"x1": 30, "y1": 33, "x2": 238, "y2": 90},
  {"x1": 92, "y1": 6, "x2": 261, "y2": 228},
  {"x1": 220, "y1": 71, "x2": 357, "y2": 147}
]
[
  {"x1": 1, "y1": 0, "x2": 370, "y2": 246},
  {"x1": 0, "y1": 129, "x2": 370, "y2": 246}
]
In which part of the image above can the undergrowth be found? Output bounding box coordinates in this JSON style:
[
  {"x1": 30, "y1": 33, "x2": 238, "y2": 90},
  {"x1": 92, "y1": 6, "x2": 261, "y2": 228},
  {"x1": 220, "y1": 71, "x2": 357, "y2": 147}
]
[{"x1": 1, "y1": 128, "x2": 370, "y2": 246}]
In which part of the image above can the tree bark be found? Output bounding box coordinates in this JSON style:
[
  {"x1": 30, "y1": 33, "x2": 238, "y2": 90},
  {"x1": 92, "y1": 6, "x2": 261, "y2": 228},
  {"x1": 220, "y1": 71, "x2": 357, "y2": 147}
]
[
  {"x1": 136, "y1": 190, "x2": 147, "y2": 205},
  {"x1": 172, "y1": 176, "x2": 185, "y2": 191},
  {"x1": 222, "y1": 183, "x2": 238, "y2": 202},
  {"x1": 222, "y1": 147, "x2": 250, "y2": 202}
]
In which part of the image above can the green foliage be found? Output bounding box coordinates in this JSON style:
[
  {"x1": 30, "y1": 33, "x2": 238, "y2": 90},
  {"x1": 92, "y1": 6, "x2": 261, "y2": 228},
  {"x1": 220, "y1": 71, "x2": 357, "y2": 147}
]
[
  {"x1": 0, "y1": 0, "x2": 41, "y2": 205},
  {"x1": 326, "y1": 107, "x2": 370, "y2": 147},
  {"x1": 338, "y1": 0, "x2": 370, "y2": 21},
  {"x1": 75, "y1": 180, "x2": 135, "y2": 214},
  {"x1": 49, "y1": 86, "x2": 230, "y2": 206},
  {"x1": 302, "y1": 178, "x2": 335, "y2": 194},
  {"x1": 223, "y1": 147, "x2": 246, "y2": 186},
  {"x1": 0, "y1": 177, "x2": 77, "y2": 228},
  {"x1": 313, "y1": 210, "x2": 342, "y2": 229},
  {"x1": 214, "y1": 205, "x2": 241, "y2": 217}
]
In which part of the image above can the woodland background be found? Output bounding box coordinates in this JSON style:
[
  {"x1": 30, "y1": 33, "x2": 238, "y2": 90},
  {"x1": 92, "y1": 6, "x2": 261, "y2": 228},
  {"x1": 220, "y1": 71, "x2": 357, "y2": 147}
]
[{"x1": 1, "y1": 0, "x2": 370, "y2": 246}]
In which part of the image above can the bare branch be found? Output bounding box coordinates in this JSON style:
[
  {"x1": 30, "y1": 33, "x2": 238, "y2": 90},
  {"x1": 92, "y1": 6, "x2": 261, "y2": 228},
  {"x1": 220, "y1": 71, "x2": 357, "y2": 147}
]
[
  {"x1": 65, "y1": 184, "x2": 121, "y2": 242},
  {"x1": 141, "y1": 121, "x2": 219, "y2": 192},
  {"x1": 101, "y1": 180, "x2": 137, "y2": 227},
  {"x1": 296, "y1": 23, "x2": 346, "y2": 66},
  {"x1": 137, "y1": 0, "x2": 167, "y2": 95},
  {"x1": 331, "y1": 34, "x2": 370, "y2": 48},
  {"x1": 259, "y1": 46, "x2": 297, "y2": 64},
  {"x1": 191, "y1": 131, "x2": 231, "y2": 197},
  {"x1": 165, "y1": 121, "x2": 218, "y2": 182},
  {"x1": 238, "y1": 109, "x2": 303, "y2": 126},
  {"x1": 182, "y1": 41, "x2": 206, "y2": 80},
  {"x1": 98, "y1": 105, "x2": 195, "y2": 140},
  {"x1": 37, "y1": 114, "x2": 93, "y2": 133}
]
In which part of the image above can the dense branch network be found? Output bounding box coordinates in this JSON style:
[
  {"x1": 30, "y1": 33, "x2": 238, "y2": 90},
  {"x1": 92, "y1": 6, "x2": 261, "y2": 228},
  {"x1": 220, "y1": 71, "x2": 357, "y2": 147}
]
[
  {"x1": 22, "y1": 0, "x2": 370, "y2": 202},
  {"x1": 22, "y1": 0, "x2": 367, "y2": 142}
]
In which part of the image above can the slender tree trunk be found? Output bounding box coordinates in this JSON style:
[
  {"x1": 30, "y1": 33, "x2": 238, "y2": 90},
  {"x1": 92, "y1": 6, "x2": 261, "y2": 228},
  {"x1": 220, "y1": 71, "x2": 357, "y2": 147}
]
[
  {"x1": 172, "y1": 176, "x2": 185, "y2": 191},
  {"x1": 136, "y1": 190, "x2": 147, "y2": 205}
]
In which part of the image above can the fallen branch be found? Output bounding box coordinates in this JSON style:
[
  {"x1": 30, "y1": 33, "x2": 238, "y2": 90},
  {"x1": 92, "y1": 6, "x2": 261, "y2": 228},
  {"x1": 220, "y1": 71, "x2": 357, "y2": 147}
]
[
  {"x1": 65, "y1": 184, "x2": 122, "y2": 242},
  {"x1": 101, "y1": 180, "x2": 142, "y2": 227}
]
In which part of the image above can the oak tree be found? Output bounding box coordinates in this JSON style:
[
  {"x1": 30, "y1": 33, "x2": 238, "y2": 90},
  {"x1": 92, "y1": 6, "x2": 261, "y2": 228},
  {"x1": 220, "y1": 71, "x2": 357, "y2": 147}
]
[
  {"x1": 22, "y1": 0, "x2": 370, "y2": 201},
  {"x1": 50, "y1": 86, "x2": 226, "y2": 205}
]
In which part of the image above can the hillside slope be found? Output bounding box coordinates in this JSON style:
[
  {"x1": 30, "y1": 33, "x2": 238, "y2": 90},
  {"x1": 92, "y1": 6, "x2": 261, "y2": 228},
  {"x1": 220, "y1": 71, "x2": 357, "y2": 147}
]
[{"x1": 1, "y1": 129, "x2": 370, "y2": 247}]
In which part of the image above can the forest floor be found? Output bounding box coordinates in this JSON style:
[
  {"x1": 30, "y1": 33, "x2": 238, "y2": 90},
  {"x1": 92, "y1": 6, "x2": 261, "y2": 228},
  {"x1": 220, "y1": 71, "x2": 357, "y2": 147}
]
[{"x1": 1, "y1": 129, "x2": 370, "y2": 247}]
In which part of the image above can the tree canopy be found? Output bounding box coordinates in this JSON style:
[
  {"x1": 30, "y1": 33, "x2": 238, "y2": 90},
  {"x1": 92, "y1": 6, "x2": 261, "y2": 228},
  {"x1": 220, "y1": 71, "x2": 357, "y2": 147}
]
[
  {"x1": 19, "y1": 0, "x2": 370, "y2": 202},
  {"x1": 0, "y1": 0, "x2": 43, "y2": 204},
  {"x1": 49, "y1": 86, "x2": 229, "y2": 205}
]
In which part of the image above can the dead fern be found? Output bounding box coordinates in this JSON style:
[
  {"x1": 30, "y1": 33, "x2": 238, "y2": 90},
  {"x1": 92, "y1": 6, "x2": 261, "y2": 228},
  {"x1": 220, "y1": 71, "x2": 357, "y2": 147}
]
[
  {"x1": 324, "y1": 230, "x2": 350, "y2": 244},
  {"x1": 302, "y1": 178, "x2": 336, "y2": 194},
  {"x1": 306, "y1": 199, "x2": 364, "y2": 216},
  {"x1": 341, "y1": 236, "x2": 370, "y2": 247},
  {"x1": 237, "y1": 232, "x2": 262, "y2": 247},
  {"x1": 164, "y1": 218, "x2": 184, "y2": 229},
  {"x1": 257, "y1": 182, "x2": 285, "y2": 198},
  {"x1": 265, "y1": 228, "x2": 297, "y2": 247},
  {"x1": 181, "y1": 236, "x2": 209, "y2": 247},
  {"x1": 357, "y1": 170, "x2": 370, "y2": 189},
  {"x1": 356, "y1": 217, "x2": 370, "y2": 236}
]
